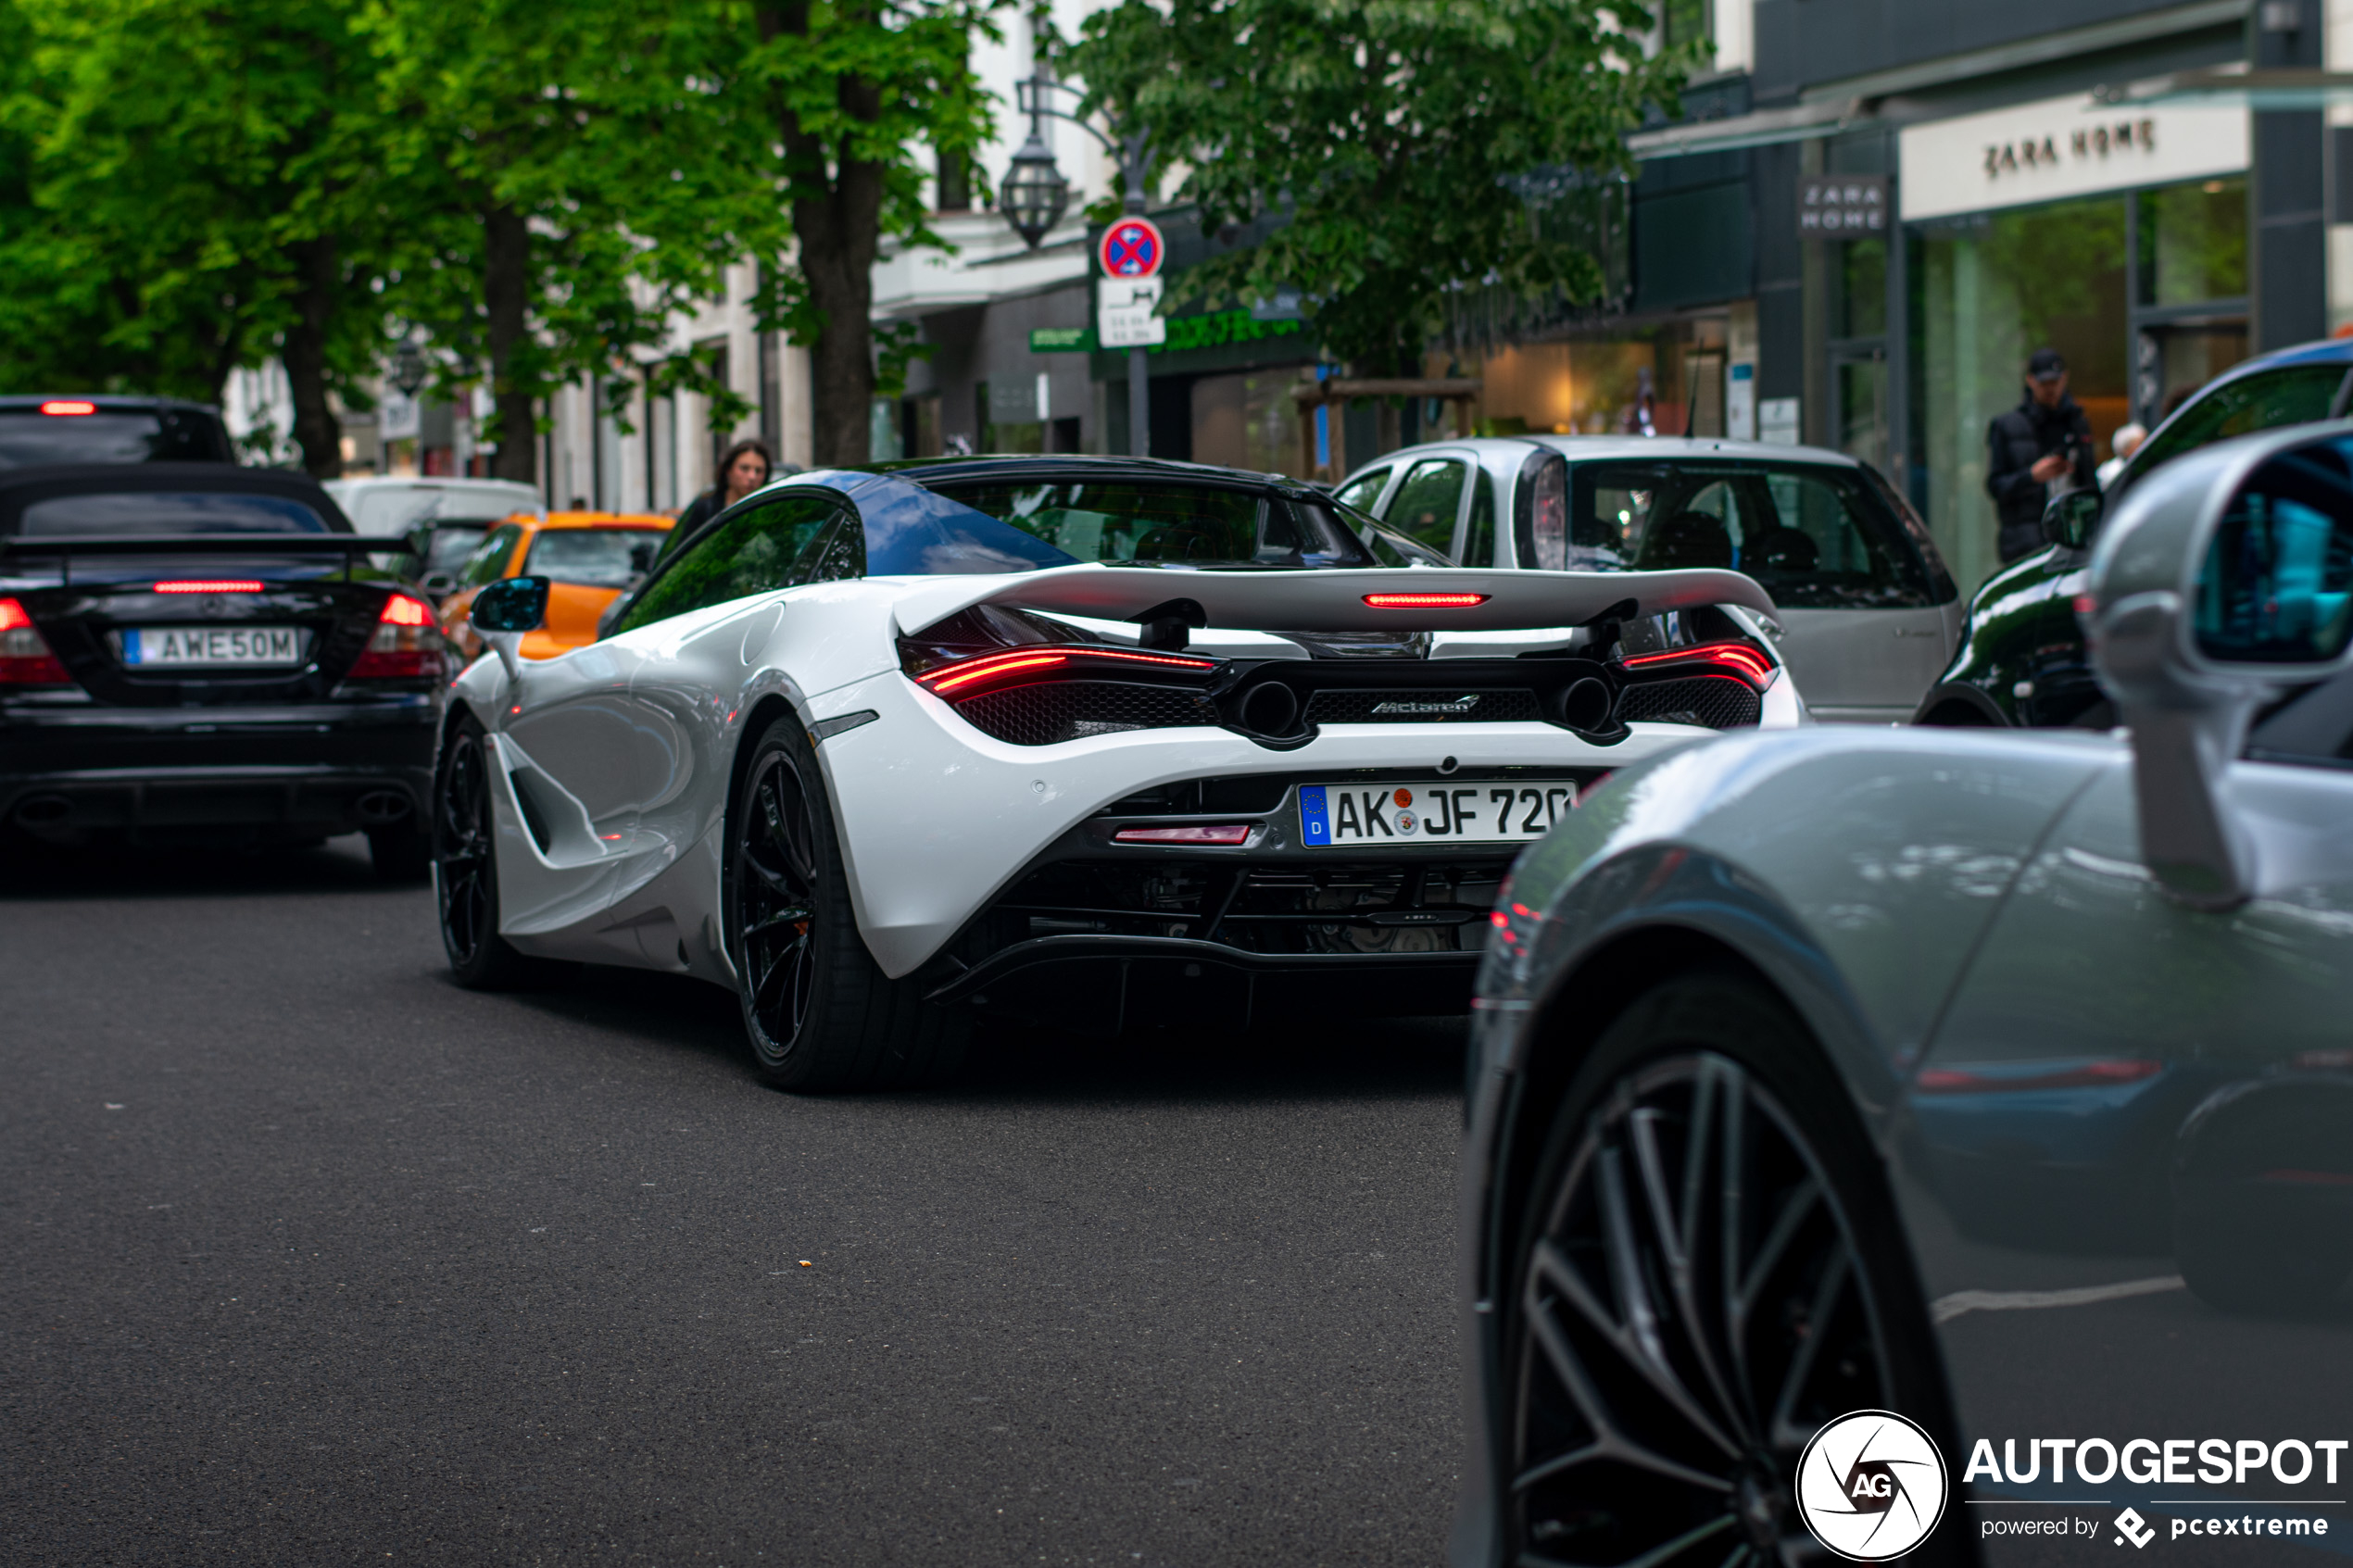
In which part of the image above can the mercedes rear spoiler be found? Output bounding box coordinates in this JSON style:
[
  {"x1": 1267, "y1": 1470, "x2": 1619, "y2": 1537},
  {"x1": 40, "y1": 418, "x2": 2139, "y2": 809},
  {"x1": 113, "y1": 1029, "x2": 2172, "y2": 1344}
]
[
  {"x1": 0, "y1": 533, "x2": 418, "y2": 586},
  {"x1": 888, "y1": 563, "x2": 1778, "y2": 636}
]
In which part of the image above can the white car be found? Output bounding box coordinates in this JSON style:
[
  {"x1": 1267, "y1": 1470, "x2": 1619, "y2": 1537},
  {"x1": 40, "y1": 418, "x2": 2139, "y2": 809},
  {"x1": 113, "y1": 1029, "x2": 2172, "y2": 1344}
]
[
  {"x1": 1335, "y1": 436, "x2": 1963, "y2": 723},
  {"x1": 434, "y1": 457, "x2": 1797, "y2": 1090},
  {"x1": 322, "y1": 476, "x2": 544, "y2": 591}
]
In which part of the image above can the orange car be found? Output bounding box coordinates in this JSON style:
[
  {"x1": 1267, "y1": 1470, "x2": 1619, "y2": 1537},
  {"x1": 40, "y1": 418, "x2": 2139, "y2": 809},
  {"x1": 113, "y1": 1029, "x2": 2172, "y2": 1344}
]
[{"x1": 439, "y1": 510, "x2": 675, "y2": 659}]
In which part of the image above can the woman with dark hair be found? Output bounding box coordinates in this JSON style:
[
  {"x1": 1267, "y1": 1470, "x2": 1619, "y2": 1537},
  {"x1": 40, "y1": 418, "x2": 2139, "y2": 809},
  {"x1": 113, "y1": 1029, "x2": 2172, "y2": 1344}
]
[{"x1": 661, "y1": 438, "x2": 776, "y2": 562}]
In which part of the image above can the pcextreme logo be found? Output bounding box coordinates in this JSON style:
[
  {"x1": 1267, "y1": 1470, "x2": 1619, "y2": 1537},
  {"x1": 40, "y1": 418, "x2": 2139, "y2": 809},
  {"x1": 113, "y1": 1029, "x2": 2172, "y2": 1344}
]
[{"x1": 1796, "y1": 1410, "x2": 1951, "y2": 1561}]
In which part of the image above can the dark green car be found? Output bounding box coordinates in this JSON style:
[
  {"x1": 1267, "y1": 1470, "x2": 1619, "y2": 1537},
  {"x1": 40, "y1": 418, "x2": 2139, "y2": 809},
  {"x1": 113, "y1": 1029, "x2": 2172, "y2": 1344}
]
[{"x1": 1915, "y1": 338, "x2": 2353, "y2": 727}]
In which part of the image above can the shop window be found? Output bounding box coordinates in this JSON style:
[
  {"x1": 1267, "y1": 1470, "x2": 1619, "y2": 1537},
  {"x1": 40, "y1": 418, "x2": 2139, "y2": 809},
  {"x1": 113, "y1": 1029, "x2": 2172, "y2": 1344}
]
[
  {"x1": 1190, "y1": 371, "x2": 1309, "y2": 479},
  {"x1": 2137, "y1": 179, "x2": 2246, "y2": 308},
  {"x1": 1388, "y1": 459, "x2": 1468, "y2": 554},
  {"x1": 1840, "y1": 241, "x2": 1887, "y2": 340},
  {"x1": 1914, "y1": 196, "x2": 2130, "y2": 593}
]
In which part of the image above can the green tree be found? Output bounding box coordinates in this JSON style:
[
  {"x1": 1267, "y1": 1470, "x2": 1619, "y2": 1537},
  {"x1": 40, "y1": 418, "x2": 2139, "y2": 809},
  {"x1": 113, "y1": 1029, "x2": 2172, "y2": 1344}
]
[
  {"x1": 1065, "y1": 0, "x2": 1690, "y2": 376},
  {"x1": 362, "y1": 0, "x2": 789, "y2": 484},
  {"x1": 0, "y1": 0, "x2": 396, "y2": 474},
  {"x1": 742, "y1": 0, "x2": 1001, "y2": 466}
]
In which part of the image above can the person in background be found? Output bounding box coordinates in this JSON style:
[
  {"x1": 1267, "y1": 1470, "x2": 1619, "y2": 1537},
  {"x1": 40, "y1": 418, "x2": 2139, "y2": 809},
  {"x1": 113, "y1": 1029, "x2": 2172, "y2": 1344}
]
[
  {"x1": 659, "y1": 438, "x2": 776, "y2": 564},
  {"x1": 2096, "y1": 421, "x2": 2147, "y2": 490},
  {"x1": 1985, "y1": 347, "x2": 2095, "y2": 563}
]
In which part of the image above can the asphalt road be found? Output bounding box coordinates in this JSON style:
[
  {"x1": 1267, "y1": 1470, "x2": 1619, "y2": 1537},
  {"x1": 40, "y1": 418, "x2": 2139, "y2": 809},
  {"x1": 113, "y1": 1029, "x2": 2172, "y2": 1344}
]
[{"x1": 1, "y1": 836, "x2": 1467, "y2": 1567}]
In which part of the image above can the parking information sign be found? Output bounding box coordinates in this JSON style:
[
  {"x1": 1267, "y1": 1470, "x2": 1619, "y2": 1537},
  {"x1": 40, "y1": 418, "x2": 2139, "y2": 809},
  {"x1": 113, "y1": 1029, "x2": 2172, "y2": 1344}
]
[
  {"x1": 1097, "y1": 277, "x2": 1165, "y2": 348},
  {"x1": 1099, "y1": 216, "x2": 1164, "y2": 278}
]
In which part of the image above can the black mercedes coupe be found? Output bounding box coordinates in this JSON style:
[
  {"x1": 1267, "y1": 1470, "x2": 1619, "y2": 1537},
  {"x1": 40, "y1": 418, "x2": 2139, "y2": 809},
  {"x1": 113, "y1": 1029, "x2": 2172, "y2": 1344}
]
[{"x1": 0, "y1": 464, "x2": 448, "y2": 876}]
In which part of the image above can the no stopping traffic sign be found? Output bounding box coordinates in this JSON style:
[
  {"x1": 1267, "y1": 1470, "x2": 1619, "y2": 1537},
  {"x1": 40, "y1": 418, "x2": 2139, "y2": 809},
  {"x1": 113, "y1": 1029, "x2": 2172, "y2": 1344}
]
[{"x1": 1099, "y1": 217, "x2": 1164, "y2": 279}]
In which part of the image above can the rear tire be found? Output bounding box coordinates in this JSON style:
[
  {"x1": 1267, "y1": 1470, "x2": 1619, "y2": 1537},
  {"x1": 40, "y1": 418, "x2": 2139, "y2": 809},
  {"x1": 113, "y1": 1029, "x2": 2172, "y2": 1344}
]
[
  {"x1": 727, "y1": 714, "x2": 967, "y2": 1092},
  {"x1": 370, "y1": 820, "x2": 431, "y2": 883},
  {"x1": 434, "y1": 713, "x2": 533, "y2": 989}
]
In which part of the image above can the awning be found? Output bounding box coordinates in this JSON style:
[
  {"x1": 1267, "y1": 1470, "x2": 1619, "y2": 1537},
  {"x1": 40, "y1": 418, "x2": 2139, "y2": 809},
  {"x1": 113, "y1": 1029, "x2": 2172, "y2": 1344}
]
[
  {"x1": 1626, "y1": 99, "x2": 1869, "y2": 161},
  {"x1": 2103, "y1": 67, "x2": 2353, "y2": 109}
]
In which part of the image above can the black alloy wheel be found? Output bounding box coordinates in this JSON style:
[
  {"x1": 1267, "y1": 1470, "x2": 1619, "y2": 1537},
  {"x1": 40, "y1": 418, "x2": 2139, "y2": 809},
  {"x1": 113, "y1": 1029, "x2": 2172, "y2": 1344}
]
[
  {"x1": 725, "y1": 715, "x2": 966, "y2": 1093},
  {"x1": 1505, "y1": 974, "x2": 1957, "y2": 1568},
  {"x1": 735, "y1": 744, "x2": 821, "y2": 1063},
  {"x1": 434, "y1": 714, "x2": 530, "y2": 988}
]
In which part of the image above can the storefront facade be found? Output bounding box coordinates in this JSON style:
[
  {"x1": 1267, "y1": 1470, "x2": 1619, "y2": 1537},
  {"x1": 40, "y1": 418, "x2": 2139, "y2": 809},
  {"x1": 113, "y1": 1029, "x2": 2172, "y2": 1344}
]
[{"x1": 1617, "y1": 0, "x2": 2333, "y2": 595}]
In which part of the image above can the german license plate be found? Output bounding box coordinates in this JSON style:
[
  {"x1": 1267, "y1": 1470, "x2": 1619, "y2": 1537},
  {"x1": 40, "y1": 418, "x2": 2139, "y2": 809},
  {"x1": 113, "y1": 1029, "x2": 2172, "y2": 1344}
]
[
  {"x1": 122, "y1": 626, "x2": 305, "y2": 667},
  {"x1": 1298, "y1": 781, "x2": 1573, "y2": 847}
]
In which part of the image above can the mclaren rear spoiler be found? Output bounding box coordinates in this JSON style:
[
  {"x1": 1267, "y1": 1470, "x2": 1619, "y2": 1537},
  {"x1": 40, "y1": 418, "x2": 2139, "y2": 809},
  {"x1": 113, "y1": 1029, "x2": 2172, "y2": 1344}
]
[
  {"x1": 0, "y1": 533, "x2": 415, "y2": 585},
  {"x1": 888, "y1": 563, "x2": 1778, "y2": 635}
]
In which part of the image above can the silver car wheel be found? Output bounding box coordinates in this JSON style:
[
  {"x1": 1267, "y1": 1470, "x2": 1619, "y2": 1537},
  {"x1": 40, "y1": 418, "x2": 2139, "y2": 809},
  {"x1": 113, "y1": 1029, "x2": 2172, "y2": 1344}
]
[{"x1": 1511, "y1": 1051, "x2": 1892, "y2": 1567}]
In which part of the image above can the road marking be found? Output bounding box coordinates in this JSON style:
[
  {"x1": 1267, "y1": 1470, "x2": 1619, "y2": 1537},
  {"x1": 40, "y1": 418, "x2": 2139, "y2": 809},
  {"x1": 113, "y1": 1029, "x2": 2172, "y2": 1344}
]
[{"x1": 1932, "y1": 1275, "x2": 2184, "y2": 1323}]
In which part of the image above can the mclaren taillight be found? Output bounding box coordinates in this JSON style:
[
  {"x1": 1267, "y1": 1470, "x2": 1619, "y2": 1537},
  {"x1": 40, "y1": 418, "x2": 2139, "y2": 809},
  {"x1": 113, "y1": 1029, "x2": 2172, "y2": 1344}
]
[
  {"x1": 39, "y1": 400, "x2": 96, "y2": 416},
  {"x1": 1619, "y1": 641, "x2": 1778, "y2": 690},
  {"x1": 1363, "y1": 592, "x2": 1488, "y2": 608},
  {"x1": 153, "y1": 579, "x2": 265, "y2": 595},
  {"x1": 0, "y1": 597, "x2": 72, "y2": 686},
  {"x1": 347, "y1": 593, "x2": 447, "y2": 679},
  {"x1": 1112, "y1": 823, "x2": 1253, "y2": 846},
  {"x1": 913, "y1": 645, "x2": 1218, "y2": 697}
]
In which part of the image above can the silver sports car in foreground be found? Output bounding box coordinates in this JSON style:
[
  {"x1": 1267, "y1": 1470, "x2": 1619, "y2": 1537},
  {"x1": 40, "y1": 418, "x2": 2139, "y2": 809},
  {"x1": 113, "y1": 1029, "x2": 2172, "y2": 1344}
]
[
  {"x1": 434, "y1": 457, "x2": 1798, "y2": 1090},
  {"x1": 1458, "y1": 423, "x2": 2353, "y2": 1565}
]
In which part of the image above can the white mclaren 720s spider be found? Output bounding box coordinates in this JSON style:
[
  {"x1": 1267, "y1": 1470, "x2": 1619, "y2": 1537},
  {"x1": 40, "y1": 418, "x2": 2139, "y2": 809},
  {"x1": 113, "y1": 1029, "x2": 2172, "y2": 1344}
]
[{"x1": 432, "y1": 456, "x2": 1799, "y2": 1090}]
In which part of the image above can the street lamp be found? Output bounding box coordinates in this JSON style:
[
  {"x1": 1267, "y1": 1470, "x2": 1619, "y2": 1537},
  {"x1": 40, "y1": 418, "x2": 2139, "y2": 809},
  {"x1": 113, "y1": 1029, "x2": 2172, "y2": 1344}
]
[
  {"x1": 389, "y1": 336, "x2": 429, "y2": 399},
  {"x1": 999, "y1": 131, "x2": 1070, "y2": 250},
  {"x1": 1000, "y1": 76, "x2": 1157, "y2": 458}
]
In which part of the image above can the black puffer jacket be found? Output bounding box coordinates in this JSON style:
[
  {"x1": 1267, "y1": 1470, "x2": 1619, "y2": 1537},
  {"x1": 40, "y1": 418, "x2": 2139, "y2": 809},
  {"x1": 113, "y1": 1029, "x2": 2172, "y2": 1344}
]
[{"x1": 1985, "y1": 394, "x2": 2095, "y2": 563}]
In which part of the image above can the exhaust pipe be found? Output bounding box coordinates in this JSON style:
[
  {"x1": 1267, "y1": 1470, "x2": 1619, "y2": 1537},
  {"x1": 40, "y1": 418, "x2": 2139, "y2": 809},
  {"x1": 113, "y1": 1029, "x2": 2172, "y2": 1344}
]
[
  {"x1": 14, "y1": 794, "x2": 73, "y2": 827},
  {"x1": 354, "y1": 790, "x2": 413, "y2": 825}
]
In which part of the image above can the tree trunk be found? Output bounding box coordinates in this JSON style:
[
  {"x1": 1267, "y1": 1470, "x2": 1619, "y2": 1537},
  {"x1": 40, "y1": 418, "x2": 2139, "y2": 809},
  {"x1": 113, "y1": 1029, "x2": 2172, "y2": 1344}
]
[
  {"x1": 483, "y1": 202, "x2": 536, "y2": 484},
  {"x1": 758, "y1": 5, "x2": 885, "y2": 469},
  {"x1": 283, "y1": 237, "x2": 343, "y2": 479},
  {"x1": 793, "y1": 172, "x2": 885, "y2": 468}
]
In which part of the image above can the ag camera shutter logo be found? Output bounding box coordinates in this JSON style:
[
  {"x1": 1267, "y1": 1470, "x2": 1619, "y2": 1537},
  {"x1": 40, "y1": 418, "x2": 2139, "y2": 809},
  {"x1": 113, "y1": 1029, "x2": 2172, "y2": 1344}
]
[{"x1": 1796, "y1": 1410, "x2": 1949, "y2": 1561}]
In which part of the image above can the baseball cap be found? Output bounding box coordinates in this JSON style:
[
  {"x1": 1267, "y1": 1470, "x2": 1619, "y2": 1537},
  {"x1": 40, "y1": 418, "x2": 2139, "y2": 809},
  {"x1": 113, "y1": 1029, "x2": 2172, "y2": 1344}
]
[{"x1": 2027, "y1": 348, "x2": 2066, "y2": 383}]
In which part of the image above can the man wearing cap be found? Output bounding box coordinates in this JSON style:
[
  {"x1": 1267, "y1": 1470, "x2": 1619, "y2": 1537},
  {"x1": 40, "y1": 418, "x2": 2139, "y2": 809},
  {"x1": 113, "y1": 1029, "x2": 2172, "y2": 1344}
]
[{"x1": 1985, "y1": 347, "x2": 2096, "y2": 564}]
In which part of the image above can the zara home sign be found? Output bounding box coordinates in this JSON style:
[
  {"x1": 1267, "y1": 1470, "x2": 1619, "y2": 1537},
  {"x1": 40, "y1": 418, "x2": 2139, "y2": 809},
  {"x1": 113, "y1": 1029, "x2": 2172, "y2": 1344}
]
[{"x1": 1899, "y1": 90, "x2": 2247, "y2": 222}]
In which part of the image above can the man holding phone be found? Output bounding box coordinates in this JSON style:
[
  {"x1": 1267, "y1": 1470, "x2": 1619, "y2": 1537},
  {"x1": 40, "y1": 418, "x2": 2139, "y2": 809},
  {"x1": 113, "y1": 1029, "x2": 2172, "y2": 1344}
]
[{"x1": 1986, "y1": 346, "x2": 2096, "y2": 564}]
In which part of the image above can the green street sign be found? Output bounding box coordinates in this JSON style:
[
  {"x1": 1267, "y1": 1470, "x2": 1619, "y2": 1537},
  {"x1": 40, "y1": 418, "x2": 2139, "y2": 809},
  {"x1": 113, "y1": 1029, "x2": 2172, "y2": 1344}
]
[{"x1": 1028, "y1": 327, "x2": 1096, "y2": 353}]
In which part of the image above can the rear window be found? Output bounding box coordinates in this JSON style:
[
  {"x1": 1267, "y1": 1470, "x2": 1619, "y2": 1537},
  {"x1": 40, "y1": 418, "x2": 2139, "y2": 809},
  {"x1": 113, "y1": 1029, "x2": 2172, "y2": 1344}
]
[
  {"x1": 1567, "y1": 462, "x2": 1936, "y2": 609},
  {"x1": 0, "y1": 408, "x2": 230, "y2": 467},
  {"x1": 17, "y1": 490, "x2": 331, "y2": 536},
  {"x1": 931, "y1": 481, "x2": 1361, "y2": 567},
  {"x1": 523, "y1": 528, "x2": 670, "y2": 588}
]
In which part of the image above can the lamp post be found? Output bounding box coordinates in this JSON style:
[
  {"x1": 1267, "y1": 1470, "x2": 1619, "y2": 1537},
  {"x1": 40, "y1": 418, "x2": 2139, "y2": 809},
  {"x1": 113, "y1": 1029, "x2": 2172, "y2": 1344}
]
[
  {"x1": 389, "y1": 335, "x2": 430, "y2": 399},
  {"x1": 1000, "y1": 77, "x2": 1155, "y2": 458}
]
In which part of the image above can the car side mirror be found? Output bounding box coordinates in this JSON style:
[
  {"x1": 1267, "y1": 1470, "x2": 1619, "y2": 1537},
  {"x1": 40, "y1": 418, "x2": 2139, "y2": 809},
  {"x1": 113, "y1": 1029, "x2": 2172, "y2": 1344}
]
[
  {"x1": 470, "y1": 574, "x2": 549, "y2": 684},
  {"x1": 2086, "y1": 428, "x2": 2353, "y2": 909},
  {"x1": 2042, "y1": 488, "x2": 2101, "y2": 551}
]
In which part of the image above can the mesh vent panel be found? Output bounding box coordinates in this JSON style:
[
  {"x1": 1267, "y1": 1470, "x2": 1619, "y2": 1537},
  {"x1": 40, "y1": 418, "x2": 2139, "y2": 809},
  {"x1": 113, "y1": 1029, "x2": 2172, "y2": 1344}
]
[
  {"x1": 1618, "y1": 675, "x2": 1760, "y2": 731},
  {"x1": 1304, "y1": 689, "x2": 1544, "y2": 724},
  {"x1": 953, "y1": 681, "x2": 1215, "y2": 746}
]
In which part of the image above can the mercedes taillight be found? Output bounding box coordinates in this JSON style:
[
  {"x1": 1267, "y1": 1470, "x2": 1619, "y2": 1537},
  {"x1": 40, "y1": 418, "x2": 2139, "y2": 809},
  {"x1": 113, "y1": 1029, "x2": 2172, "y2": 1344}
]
[
  {"x1": 0, "y1": 598, "x2": 71, "y2": 687},
  {"x1": 347, "y1": 594, "x2": 447, "y2": 680}
]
